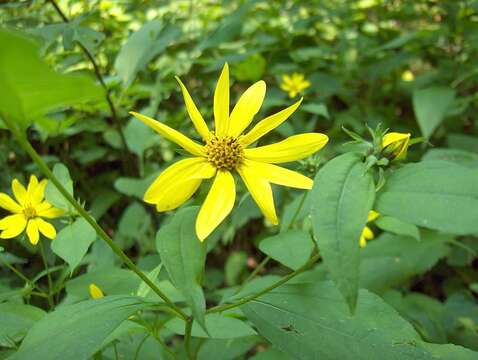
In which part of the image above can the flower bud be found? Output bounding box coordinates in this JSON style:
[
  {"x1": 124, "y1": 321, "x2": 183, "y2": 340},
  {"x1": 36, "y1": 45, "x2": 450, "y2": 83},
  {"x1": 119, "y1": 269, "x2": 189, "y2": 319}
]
[{"x1": 382, "y1": 132, "x2": 411, "y2": 161}]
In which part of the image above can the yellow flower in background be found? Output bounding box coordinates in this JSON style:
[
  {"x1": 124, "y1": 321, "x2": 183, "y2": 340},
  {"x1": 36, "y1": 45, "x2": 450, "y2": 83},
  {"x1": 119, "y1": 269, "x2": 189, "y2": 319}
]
[
  {"x1": 359, "y1": 210, "x2": 379, "y2": 248},
  {"x1": 280, "y1": 73, "x2": 311, "y2": 98},
  {"x1": 130, "y1": 63, "x2": 328, "y2": 241},
  {"x1": 89, "y1": 283, "x2": 105, "y2": 299},
  {"x1": 382, "y1": 132, "x2": 411, "y2": 161},
  {"x1": 0, "y1": 176, "x2": 63, "y2": 245},
  {"x1": 401, "y1": 70, "x2": 415, "y2": 82}
]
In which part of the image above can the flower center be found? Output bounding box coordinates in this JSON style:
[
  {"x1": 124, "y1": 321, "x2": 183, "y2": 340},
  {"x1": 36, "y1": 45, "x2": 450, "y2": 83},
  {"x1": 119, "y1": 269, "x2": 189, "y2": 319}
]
[
  {"x1": 23, "y1": 206, "x2": 37, "y2": 220},
  {"x1": 205, "y1": 135, "x2": 244, "y2": 171}
]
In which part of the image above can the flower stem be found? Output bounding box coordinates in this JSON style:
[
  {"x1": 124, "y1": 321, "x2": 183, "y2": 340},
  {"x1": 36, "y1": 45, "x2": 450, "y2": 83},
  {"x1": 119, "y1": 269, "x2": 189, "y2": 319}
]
[
  {"x1": 184, "y1": 318, "x2": 194, "y2": 360},
  {"x1": 207, "y1": 253, "x2": 320, "y2": 314},
  {"x1": 3, "y1": 117, "x2": 188, "y2": 320},
  {"x1": 38, "y1": 240, "x2": 54, "y2": 309},
  {"x1": 47, "y1": 0, "x2": 135, "y2": 176}
]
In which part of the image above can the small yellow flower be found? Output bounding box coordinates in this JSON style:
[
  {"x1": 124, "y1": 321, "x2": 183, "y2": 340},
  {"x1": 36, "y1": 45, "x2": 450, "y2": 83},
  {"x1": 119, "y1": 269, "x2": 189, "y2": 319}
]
[
  {"x1": 280, "y1": 73, "x2": 311, "y2": 98},
  {"x1": 401, "y1": 70, "x2": 415, "y2": 82},
  {"x1": 89, "y1": 283, "x2": 105, "y2": 299},
  {"x1": 130, "y1": 63, "x2": 328, "y2": 241},
  {"x1": 0, "y1": 176, "x2": 63, "y2": 245},
  {"x1": 359, "y1": 210, "x2": 380, "y2": 248},
  {"x1": 382, "y1": 132, "x2": 411, "y2": 161}
]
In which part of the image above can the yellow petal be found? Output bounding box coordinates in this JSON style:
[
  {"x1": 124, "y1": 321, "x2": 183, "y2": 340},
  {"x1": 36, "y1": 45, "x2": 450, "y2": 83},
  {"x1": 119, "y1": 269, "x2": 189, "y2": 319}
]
[
  {"x1": 36, "y1": 218, "x2": 56, "y2": 239},
  {"x1": 12, "y1": 179, "x2": 28, "y2": 206},
  {"x1": 30, "y1": 179, "x2": 47, "y2": 206},
  {"x1": 363, "y1": 226, "x2": 374, "y2": 240},
  {"x1": 245, "y1": 133, "x2": 329, "y2": 164},
  {"x1": 27, "y1": 175, "x2": 39, "y2": 194},
  {"x1": 196, "y1": 171, "x2": 235, "y2": 241},
  {"x1": 36, "y1": 202, "x2": 64, "y2": 219},
  {"x1": 228, "y1": 80, "x2": 266, "y2": 137},
  {"x1": 382, "y1": 132, "x2": 411, "y2": 148},
  {"x1": 240, "y1": 98, "x2": 303, "y2": 146},
  {"x1": 26, "y1": 219, "x2": 39, "y2": 245},
  {"x1": 129, "y1": 112, "x2": 205, "y2": 156},
  {"x1": 144, "y1": 158, "x2": 216, "y2": 208},
  {"x1": 0, "y1": 214, "x2": 27, "y2": 239},
  {"x1": 243, "y1": 160, "x2": 313, "y2": 189},
  {"x1": 89, "y1": 283, "x2": 105, "y2": 299},
  {"x1": 214, "y1": 63, "x2": 230, "y2": 137},
  {"x1": 359, "y1": 234, "x2": 367, "y2": 248},
  {"x1": 367, "y1": 210, "x2": 380, "y2": 222},
  {"x1": 238, "y1": 163, "x2": 278, "y2": 225},
  {"x1": 0, "y1": 193, "x2": 22, "y2": 213},
  {"x1": 175, "y1": 76, "x2": 210, "y2": 140}
]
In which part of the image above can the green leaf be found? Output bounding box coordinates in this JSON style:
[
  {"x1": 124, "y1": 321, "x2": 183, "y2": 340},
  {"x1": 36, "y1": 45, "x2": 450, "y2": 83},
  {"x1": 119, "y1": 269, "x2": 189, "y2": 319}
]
[
  {"x1": 259, "y1": 230, "x2": 314, "y2": 270},
  {"x1": 242, "y1": 281, "x2": 478, "y2": 359},
  {"x1": 156, "y1": 207, "x2": 207, "y2": 329},
  {"x1": 44, "y1": 163, "x2": 74, "y2": 212},
  {"x1": 114, "y1": 21, "x2": 180, "y2": 87},
  {"x1": 225, "y1": 251, "x2": 248, "y2": 286},
  {"x1": 376, "y1": 161, "x2": 478, "y2": 235},
  {"x1": 66, "y1": 268, "x2": 140, "y2": 299},
  {"x1": 413, "y1": 86, "x2": 455, "y2": 139},
  {"x1": 166, "y1": 313, "x2": 257, "y2": 339},
  {"x1": 10, "y1": 296, "x2": 148, "y2": 360},
  {"x1": 301, "y1": 103, "x2": 330, "y2": 119},
  {"x1": 375, "y1": 216, "x2": 420, "y2": 240},
  {"x1": 51, "y1": 218, "x2": 96, "y2": 272},
  {"x1": 311, "y1": 153, "x2": 375, "y2": 311},
  {"x1": 422, "y1": 148, "x2": 478, "y2": 168},
  {"x1": 198, "y1": 336, "x2": 259, "y2": 360},
  {"x1": 0, "y1": 303, "x2": 45, "y2": 347},
  {"x1": 0, "y1": 29, "x2": 102, "y2": 128},
  {"x1": 136, "y1": 264, "x2": 162, "y2": 298},
  {"x1": 360, "y1": 232, "x2": 450, "y2": 293}
]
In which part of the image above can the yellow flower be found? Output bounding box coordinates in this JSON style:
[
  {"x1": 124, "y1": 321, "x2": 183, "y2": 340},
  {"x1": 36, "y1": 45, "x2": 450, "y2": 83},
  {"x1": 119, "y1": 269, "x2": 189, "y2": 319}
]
[
  {"x1": 280, "y1": 73, "x2": 311, "y2": 98},
  {"x1": 382, "y1": 132, "x2": 411, "y2": 161},
  {"x1": 0, "y1": 176, "x2": 63, "y2": 245},
  {"x1": 130, "y1": 63, "x2": 328, "y2": 241},
  {"x1": 401, "y1": 70, "x2": 414, "y2": 82},
  {"x1": 359, "y1": 210, "x2": 379, "y2": 248},
  {"x1": 89, "y1": 283, "x2": 105, "y2": 299}
]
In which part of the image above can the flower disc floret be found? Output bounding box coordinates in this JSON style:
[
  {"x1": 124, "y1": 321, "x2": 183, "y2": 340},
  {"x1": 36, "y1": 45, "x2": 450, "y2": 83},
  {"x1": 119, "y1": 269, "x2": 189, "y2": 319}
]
[{"x1": 206, "y1": 135, "x2": 244, "y2": 170}]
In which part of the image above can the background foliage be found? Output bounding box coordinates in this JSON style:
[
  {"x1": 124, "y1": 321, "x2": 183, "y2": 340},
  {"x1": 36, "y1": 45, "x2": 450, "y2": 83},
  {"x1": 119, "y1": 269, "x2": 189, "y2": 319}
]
[{"x1": 1, "y1": 0, "x2": 478, "y2": 359}]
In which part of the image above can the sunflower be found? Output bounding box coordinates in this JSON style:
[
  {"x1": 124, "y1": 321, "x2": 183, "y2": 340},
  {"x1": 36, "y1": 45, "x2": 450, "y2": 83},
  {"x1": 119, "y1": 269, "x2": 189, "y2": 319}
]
[
  {"x1": 0, "y1": 176, "x2": 63, "y2": 245},
  {"x1": 130, "y1": 63, "x2": 328, "y2": 241}
]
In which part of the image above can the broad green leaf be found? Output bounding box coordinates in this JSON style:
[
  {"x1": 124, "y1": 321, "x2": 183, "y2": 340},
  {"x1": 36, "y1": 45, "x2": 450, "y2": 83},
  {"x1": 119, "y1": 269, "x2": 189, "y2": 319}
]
[
  {"x1": 10, "y1": 296, "x2": 148, "y2": 360},
  {"x1": 0, "y1": 303, "x2": 45, "y2": 347},
  {"x1": 44, "y1": 163, "x2": 74, "y2": 212},
  {"x1": 376, "y1": 161, "x2": 478, "y2": 235},
  {"x1": 198, "y1": 336, "x2": 260, "y2": 360},
  {"x1": 259, "y1": 230, "x2": 313, "y2": 270},
  {"x1": 242, "y1": 281, "x2": 478, "y2": 360},
  {"x1": 51, "y1": 217, "x2": 96, "y2": 272},
  {"x1": 311, "y1": 153, "x2": 375, "y2": 311},
  {"x1": 165, "y1": 313, "x2": 257, "y2": 339},
  {"x1": 114, "y1": 172, "x2": 158, "y2": 198},
  {"x1": 66, "y1": 268, "x2": 140, "y2": 299},
  {"x1": 301, "y1": 103, "x2": 330, "y2": 119},
  {"x1": 375, "y1": 216, "x2": 420, "y2": 240},
  {"x1": 422, "y1": 148, "x2": 478, "y2": 168},
  {"x1": 0, "y1": 29, "x2": 102, "y2": 128},
  {"x1": 156, "y1": 207, "x2": 207, "y2": 329},
  {"x1": 360, "y1": 232, "x2": 450, "y2": 293},
  {"x1": 413, "y1": 86, "x2": 455, "y2": 139},
  {"x1": 114, "y1": 21, "x2": 180, "y2": 87}
]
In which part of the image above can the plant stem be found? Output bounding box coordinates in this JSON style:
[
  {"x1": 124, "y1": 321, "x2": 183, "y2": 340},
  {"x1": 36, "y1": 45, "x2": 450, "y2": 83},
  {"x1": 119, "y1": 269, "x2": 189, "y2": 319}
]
[
  {"x1": 184, "y1": 318, "x2": 194, "y2": 360},
  {"x1": 207, "y1": 253, "x2": 320, "y2": 314},
  {"x1": 3, "y1": 117, "x2": 188, "y2": 320},
  {"x1": 47, "y1": 0, "x2": 134, "y2": 175},
  {"x1": 38, "y1": 240, "x2": 54, "y2": 309},
  {"x1": 0, "y1": 256, "x2": 31, "y2": 284}
]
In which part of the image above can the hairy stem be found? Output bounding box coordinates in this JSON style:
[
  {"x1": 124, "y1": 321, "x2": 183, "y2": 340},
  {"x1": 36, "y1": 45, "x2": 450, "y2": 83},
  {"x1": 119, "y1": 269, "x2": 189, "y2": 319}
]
[
  {"x1": 3, "y1": 117, "x2": 188, "y2": 320},
  {"x1": 38, "y1": 240, "x2": 54, "y2": 309}
]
